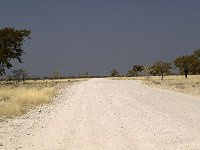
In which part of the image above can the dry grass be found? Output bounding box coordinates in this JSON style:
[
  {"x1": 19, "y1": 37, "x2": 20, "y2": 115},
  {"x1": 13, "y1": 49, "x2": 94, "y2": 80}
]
[
  {"x1": 107, "y1": 76, "x2": 144, "y2": 80},
  {"x1": 0, "y1": 78, "x2": 85, "y2": 118},
  {"x1": 0, "y1": 86, "x2": 55, "y2": 117},
  {"x1": 109, "y1": 75, "x2": 200, "y2": 96},
  {"x1": 144, "y1": 75, "x2": 200, "y2": 96}
]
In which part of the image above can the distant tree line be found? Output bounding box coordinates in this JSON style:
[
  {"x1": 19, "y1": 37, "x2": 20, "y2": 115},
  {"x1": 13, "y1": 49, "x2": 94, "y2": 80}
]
[
  {"x1": 110, "y1": 49, "x2": 200, "y2": 79},
  {"x1": 1, "y1": 27, "x2": 200, "y2": 82}
]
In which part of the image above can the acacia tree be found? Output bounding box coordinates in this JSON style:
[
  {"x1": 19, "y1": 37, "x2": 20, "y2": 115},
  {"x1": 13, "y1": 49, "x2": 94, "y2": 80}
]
[
  {"x1": 174, "y1": 54, "x2": 200, "y2": 78},
  {"x1": 82, "y1": 72, "x2": 89, "y2": 78},
  {"x1": 143, "y1": 67, "x2": 151, "y2": 79},
  {"x1": 150, "y1": 60, "x2": 172, "y2": 80},
  {"x1": 21, "y1": 69, "x2": 28, "y2": 83},
  {"x1": 126, "y1": 65, "x2": 144, "y2": 77},
  {"x1": 133, "y1": 65, "x2": 144, "y2": 76},
  {"x1": 194, "y1": 49, "x2": 200, "y2": 74},
  {"x1": 52, "y1": 69, "x2": 60, "y2": 80},
  {"x1": 126, "y1": 70, "x2": 134, "y2": 77},
  {"x1": 110, "y1": 69, "x2": 119, "y2": 77},
  {"x1": 0, "y1": 28, "x2": 31, "y2": 75},
  {"x1": 11, "y1": 69, "x2": 26, "y2": 84},
  {"x1": 194, "y1": 49, "x2": 200, "y2": 57}
]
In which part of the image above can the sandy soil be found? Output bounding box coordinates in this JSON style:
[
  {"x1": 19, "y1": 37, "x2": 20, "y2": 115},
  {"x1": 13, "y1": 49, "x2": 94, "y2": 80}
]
[{"x1": 0, "y1": 78, "x2": 200, "y2": 150}]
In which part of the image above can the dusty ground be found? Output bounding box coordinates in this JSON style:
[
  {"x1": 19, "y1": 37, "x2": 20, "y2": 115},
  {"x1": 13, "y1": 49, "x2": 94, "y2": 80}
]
[
  {"x1": 144, "y1": 75, "x2": 200, "y2": 96},
  {"x1": 110, "y1": 75, "x2": 200, "y2": 96},
  {"x1": 0, "y1": 78, "x2": 200, "y2": 150}
]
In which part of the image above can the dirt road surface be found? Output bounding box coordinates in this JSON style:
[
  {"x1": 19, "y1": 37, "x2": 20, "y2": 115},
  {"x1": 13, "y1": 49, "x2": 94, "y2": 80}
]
[{"x1": 1, "y1": 78, "x2": 200, "y2": 150}]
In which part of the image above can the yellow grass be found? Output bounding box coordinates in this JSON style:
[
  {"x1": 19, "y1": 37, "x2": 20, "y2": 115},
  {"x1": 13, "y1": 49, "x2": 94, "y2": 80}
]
[
  {"x1": 144, "y1": 75, "x2": 200, "y2": 96},
  {"x1": 107, "y1": 76, "x2": 144, "y2": 80},
  {"x1": 24, "y1": 78, "x2": 83, "y2": 84},
  {"x1": 0, "y1": 78, "x2": 87, "y2": 118},
  {"x1": 109, "y1": 75, "x2": 200, "y2": 96},
  {"x1": 0, "y1": 85, "x2": 55, "y2": 118}
]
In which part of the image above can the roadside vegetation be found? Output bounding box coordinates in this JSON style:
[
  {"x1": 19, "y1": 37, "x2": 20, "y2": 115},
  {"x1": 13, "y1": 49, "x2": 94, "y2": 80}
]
[
  {"x1": 0, "y1": 27, "x2": 200, "y2": 118},
  {"x1": 144, "y1": 75, "x2": 200, "y2": 96},
  {"x1": 110, "y1": 49, "x2": 200, "y2": 96},
  {"x1": 0, "y1": 79, "x2": 78, "y2": 118},
  {"x1": 0, "y1": 27, "x2": 87, "y2": 118},
  {"x1": 110, "y1": 69, "x2": 119, "y2": 77},
  {"x1": 111, "y1": 49, "x2": 200, "y2": 80},
  {"x1": 0, "y1": 84, "x2": 55, "y2": 118},
  {"x1": 109, "y1": 75, "x2": 200, "y2": 96}
]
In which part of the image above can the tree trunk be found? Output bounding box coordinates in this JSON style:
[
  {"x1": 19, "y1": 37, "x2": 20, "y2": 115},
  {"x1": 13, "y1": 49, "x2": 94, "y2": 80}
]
[
  {"x1": 184, "y1": 67, "x2": 188, "y2": 79},
  {"x1": 184, "y1": 69, "x2": 188, "y2": 78},
  {"x1": 185, "y1": 72, "x2": 188, "y2": 78},
  {"x1": 161, "y1": 74, "x2": 164, "y2": 80}
]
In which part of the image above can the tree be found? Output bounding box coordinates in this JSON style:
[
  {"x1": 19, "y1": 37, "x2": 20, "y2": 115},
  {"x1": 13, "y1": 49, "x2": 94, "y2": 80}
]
[
  {"x1": 126, "y1": 70, "x2": 134, "y2": 77},
  {"x1": 52, "y1": 69, "x2": 60, "y2": 80},
  {"x1": 132, "y1": 65, "x2": 144, "y2": 76},
  {"x1": 11, "y1": 69, "x2": 25, "y2": 84},
  {"x1": 21, "y1": 69, "x2": 28, "y2": 83},
  {"x1": 126, "y1": 65, "x2": 144, "y2": 77},
  {"x1": 0, "y1": 28, "x2": 31, "y2": 75},
  {"x1": 148, "y1": 65, "x2": 157, "y2": 76},
  {"x1": 82, "y1": 71, "x2": 89, "y2": 78},
  {"x1": 174, "y1": 54, "x2": 200, "y2": 78},
  {"x1": 150, "y1": 60, "x2": 172, "y2": 80},
  {"x1": 110, "y1": 69, "x2": 119, "y2": 77},
  {"x1": 194, "y1": 49, "x2": 200, "y2": 74},
  {"x1": 194, "y1": 49, "x2": 200, "y2": 58},
  {"x1": 143, "y1": 67, "x2": 151, "y2": 79}
]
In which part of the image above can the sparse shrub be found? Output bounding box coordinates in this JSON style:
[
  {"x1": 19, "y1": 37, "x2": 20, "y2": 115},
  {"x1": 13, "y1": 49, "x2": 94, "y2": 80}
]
[
  {"x1": 110, "y1": 69, "x2": 119, "y2": 77},
  {"x1": 149, "y1": 60, "x2": 172, "y2": 80}
]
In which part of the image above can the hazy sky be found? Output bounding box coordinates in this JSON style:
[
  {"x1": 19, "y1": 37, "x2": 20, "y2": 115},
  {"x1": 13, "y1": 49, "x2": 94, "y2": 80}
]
[{"x1": 1, "y1": 0, "x2": 200, "y2": 76}]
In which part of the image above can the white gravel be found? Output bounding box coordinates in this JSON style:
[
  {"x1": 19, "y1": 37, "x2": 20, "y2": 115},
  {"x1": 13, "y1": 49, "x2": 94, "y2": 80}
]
[{"x1": 0, "y1": 78, "x2": 200, "y2": 150}]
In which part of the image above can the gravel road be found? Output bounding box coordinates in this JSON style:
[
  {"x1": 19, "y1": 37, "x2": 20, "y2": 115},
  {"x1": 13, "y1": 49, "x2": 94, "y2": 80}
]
[{"x1": 1, "y1": 78, "x2": 200, "y2": 150}]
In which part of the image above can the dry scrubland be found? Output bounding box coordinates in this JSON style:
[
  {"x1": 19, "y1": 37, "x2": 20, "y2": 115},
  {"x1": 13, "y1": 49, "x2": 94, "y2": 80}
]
[
  {"x1": 2, "y1": 78, "x2": 200, "y2": 150},
  {"x1": 0, "y1": 76, "x2": 199, "y2": 118},
  {"x1": 110, "y1": 75, "x2": 200, "y2": 96},
  {"x1": 0, "y1": 79, "x2": 85, "y2": 118},
  {"x1": 144, "y1": 75, "x2": 200, "y2": 96}
]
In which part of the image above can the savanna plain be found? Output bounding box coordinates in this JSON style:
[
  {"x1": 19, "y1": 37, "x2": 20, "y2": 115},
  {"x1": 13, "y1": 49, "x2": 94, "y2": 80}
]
[{"x1": 0, "y1": 76, "x2": 200, "y2": 150}]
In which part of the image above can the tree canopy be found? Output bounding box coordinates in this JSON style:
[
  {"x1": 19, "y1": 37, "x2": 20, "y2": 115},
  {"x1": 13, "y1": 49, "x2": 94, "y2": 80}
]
[
  {"x1": 110, "y1": 69, "x2": 119, "y2": 77},
  {"x1": 194, "y1": 49, "x2": 200, "y2": 57},
  {"x1": 149, "y1": 60, "x2": 172, "y2": 80},
  {"x1": 174, "y1": 54, "x2": 200, "y2": 78},
  {"x1": 126, "y1": 65, "x2": 144, "y2": 77},
  {"x1": 0, "y1": 28, "x2": 31, "y2": 75}
]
